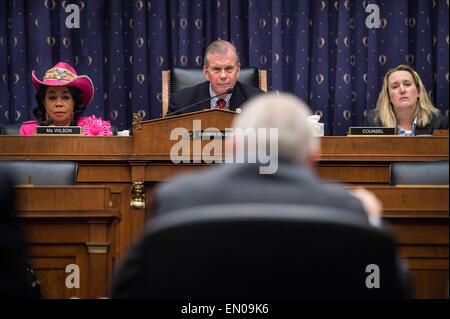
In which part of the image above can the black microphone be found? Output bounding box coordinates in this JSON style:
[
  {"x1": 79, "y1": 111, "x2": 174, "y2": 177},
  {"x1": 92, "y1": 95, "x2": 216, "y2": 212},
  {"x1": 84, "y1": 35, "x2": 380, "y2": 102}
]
[
  {"x1": 36, "y1": 119, "x2": 54, "y2": 126},
  {"x1": 167, "y1": 87, "x2": 233, "y2": 116}
]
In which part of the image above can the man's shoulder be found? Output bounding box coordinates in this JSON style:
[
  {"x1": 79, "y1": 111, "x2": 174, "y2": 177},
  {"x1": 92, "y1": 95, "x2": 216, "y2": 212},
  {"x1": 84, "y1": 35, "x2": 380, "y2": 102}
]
[
  {"x1": 415, "y1": 110, "x2": 448, "y2": 134},
  {"x1": 236, "y1": 81, "x2": 264, "y2": 96},
  {"x1": 157, "y1": 167, "x2": 229, "y2": 198},
  {"x1": 152, "y1": 165, "x2": 235, "y2": 215},
  {"x1": 431, "y1": 110, "x2": 449, "y2": 129},
  {"x1": 171, "y1": 81, "x2": 210, "y2": 98}
]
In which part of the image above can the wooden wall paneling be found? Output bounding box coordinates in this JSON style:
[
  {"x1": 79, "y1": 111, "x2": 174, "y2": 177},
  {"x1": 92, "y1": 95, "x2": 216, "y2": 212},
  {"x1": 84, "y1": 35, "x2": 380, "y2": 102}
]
[
  {"x1": 365, "y1": 186, "x2": 449, "y2": 299},
  {"x1": 16, "y1": 186, "x2": 119, "y2": 298}
]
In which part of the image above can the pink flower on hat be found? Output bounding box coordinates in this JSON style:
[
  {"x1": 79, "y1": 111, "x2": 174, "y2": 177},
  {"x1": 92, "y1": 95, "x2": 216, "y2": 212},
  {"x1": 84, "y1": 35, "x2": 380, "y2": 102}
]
[
  {"x1": 32, "y1": 62, "x2": 94, "y2": 107},
  {"x1": 78, "y1": 115, "x2": 112, "y2": 136}
]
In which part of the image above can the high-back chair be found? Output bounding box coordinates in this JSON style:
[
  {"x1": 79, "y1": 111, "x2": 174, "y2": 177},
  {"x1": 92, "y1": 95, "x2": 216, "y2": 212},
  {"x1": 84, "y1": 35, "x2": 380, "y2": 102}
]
[
  {"x1": 112, "y1": 204, "x2": 412, "y2": 299},
  {"x1": 0, "y1": 161, "x2": 78, "y2": 185},
  {"x1": 161, "y1": 67, "x2": 267, "y2": 117},
  {"x1": 1, "y1": 123, "x2": 21, "y2": 135},
  {"x1": 390, "y1": 161, "x2": 449, "y2": 185}
]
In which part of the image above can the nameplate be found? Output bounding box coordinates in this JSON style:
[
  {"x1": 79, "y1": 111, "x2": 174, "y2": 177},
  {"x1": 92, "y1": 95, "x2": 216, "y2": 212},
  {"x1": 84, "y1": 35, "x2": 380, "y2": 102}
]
[
  {"x1": 348, "y1": 127, "x2": 396, "y2": 136},
  {"x1": 185, "y1": 130, "x2": 233, "y2": 140},
  {"x1": 35, "y1": 126, "x2": 83, "y2": 135},
  {"x1": 432, "y1": 129, "x2": 449, "y2": 136}
]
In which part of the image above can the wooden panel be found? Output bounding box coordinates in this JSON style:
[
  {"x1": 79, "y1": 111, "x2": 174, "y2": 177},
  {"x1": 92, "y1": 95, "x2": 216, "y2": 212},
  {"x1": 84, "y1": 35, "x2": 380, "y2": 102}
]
[
  {"x1": 0, "y1": 135, "x2": 447, "y2": 162},
  {"x1": 320, "y1": 136, "x2": 449, "y2": 161},
  {"x1": 132, "y1": 109, "x2": 236, "y2": 155},
  {"x1": 364, "y1": 186, "x2": 449, "y2": 299},
  {"x1": 0, "y1": 136, "x2": 132, "y2": 160},
  {"x1": 317, "y1": 164, "x2": 389, "y2": 184},
  {"x1": 409, "y1": 269, "x2": 449, "y2": 299},
  {"x1": 76, "y1": 183, "x2": 133, "y2": 262},
  {"x1": 16, "y1": 186, "x2": 113, "y2": 211},
  {"x1": 77, "y1": 164, "x2": 131, "y2": 183},
  {"x1": 28, "y1": 246, "x2": 88, "y2": 299},
  {"x1": 145, "y1": 163, "x2": 213, "y2": 181},
  {"x1": 369, "y1": 186, "x2": 449, "y2": 214},
  {"x1": 16, "y1": 186, "x2": 119, "y2": 299}
]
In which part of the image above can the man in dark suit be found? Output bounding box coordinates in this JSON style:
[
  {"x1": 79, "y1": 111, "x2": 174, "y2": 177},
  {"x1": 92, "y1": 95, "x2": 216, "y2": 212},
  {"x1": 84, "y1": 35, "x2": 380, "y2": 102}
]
[
  {"x1": 168, "y1": 40, "x2": 264, "y2": 115},
  {"x1": 157, "y1": 93, "x2": 382, "y2": 223}
]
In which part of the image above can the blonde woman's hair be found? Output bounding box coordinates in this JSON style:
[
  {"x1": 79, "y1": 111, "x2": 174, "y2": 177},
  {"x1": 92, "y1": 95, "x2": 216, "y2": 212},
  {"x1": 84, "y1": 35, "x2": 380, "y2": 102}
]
[{"x1": 374, "y1": 64, "x2": 439, "y2": 127}]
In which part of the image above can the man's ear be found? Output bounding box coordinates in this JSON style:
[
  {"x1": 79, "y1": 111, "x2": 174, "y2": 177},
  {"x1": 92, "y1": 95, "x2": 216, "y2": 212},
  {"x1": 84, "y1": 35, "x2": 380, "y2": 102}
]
[{"x1": 203, "y1": 66, "x2": 209, "y2": 81}]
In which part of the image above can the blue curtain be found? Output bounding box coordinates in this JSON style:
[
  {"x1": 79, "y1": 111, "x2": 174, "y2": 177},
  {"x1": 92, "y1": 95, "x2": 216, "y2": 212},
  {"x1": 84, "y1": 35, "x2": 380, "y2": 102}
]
[{"x1": 0, "y1": 0, "x2": 448, "y2": 135}]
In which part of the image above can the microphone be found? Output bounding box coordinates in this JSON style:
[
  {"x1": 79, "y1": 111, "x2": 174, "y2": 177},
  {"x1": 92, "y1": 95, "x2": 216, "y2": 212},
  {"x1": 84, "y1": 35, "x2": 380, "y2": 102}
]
[
  {"x1": 36, "y1": 119, "x2": 54, "y2": 126},
  {"x1": 167, "y1": 88, "x2": 233, "y2": 116}
]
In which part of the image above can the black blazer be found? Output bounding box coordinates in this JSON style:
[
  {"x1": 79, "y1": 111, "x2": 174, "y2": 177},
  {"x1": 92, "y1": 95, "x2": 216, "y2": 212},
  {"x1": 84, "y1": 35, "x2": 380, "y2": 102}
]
[
  {"x1": 364, "y1": 110, "x2": 448, "y2": 135},
  {"x1": 168, "y1": 80, "x2": 264, "y2": 115}
]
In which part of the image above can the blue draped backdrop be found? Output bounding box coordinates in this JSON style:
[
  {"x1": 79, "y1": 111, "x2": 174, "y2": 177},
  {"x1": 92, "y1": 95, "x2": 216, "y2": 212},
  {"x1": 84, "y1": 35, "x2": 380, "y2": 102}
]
[{"x1": 0, "y1": 0, "x2": 448, "y2": 135}]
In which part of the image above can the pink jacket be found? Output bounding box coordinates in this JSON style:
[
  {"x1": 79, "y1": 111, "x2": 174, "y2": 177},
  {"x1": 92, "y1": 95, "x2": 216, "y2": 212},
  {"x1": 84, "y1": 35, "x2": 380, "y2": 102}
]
[
  {"x1": 19, "y1": 120, "x2": 40, "y2": 136},
  {"x1": 19, "y1": 116, "x2": 112, "y2": 136}
]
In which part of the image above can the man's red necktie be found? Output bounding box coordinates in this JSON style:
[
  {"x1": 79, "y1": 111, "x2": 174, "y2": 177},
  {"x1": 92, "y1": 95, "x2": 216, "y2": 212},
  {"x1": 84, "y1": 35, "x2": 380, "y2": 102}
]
[{"x1": 217, "y1": 98, "x2": 226, "y2": 109}]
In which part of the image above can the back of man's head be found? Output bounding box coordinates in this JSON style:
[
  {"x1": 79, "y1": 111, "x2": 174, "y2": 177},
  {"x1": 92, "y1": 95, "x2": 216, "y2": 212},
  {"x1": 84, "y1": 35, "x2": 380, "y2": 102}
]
[{"x1": 232, "y1": 92, "x2": 320, "y2": 165}]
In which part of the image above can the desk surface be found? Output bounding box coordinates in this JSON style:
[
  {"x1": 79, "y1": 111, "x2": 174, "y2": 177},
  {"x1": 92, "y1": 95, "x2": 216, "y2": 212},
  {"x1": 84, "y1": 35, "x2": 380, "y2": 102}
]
[{"x1": 0, "y1": 135, "x2": 448, "y2": 161}]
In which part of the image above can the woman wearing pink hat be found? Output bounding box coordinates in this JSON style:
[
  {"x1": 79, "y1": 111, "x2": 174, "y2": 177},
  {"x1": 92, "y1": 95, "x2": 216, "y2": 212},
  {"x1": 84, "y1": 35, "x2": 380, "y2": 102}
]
[{"x1": 20, "y1": 62, "x2": 112, "y2": 136}]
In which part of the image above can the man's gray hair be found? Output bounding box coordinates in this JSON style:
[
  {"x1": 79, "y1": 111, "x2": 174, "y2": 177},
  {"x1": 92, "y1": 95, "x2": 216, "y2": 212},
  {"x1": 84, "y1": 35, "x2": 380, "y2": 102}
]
[
  {"x1": 233, "y1": 92, "x2": 320, "y2": 165},
  {"x1": 204, "y1": 40, "x2": 239, "y2": 67}
]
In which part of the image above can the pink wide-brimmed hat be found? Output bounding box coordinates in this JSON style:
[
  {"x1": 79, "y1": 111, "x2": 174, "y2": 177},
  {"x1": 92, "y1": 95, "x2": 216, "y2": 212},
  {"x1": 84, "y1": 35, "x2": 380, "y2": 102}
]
[{"x1": 31, "y1": 62, "x2": 94, "y2": 106}]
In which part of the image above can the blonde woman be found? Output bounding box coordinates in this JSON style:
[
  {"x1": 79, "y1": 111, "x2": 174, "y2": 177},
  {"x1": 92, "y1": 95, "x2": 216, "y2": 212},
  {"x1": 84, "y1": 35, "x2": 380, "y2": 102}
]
[{"x1": 365, "y1": 64, "x2": 448, "y2": 135}]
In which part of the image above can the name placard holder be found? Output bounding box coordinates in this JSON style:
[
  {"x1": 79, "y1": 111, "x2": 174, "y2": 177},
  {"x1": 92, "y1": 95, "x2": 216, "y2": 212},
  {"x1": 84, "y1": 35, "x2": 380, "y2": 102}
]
[
  {"x1": 35, "y1": 126, "x2": 83, "y2": 136},
  {"x1": 347, "y1": 127, "x2": 396, "y2": 136},
  {"x1": 432, "y1": 130, "x2": 449, "y2": 136},
  {"x1": 187, "y1": 129, "x2": 233, "y2": 140}
]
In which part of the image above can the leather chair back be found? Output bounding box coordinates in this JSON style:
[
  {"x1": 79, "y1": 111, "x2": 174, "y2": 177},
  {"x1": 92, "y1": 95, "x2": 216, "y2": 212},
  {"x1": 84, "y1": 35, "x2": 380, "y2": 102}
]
[
  {"x1": 1, "y1": 123, "x2": 21, "y2": 135},
  {"x1": 170, "y1": 67, "x2": 260, "y2": 92},
  {"x1": 390, "y1": 161, "x2": 449, "y2": 185},
  {"x1": 0, "y1": 161, "x2": 78, "y2": 185},
  {"x1": 112, "y1": 204, "x2": 412, "y2": 298},
  {"x1": 162, "y1": 67, "x2": 267, "y2": 117}
]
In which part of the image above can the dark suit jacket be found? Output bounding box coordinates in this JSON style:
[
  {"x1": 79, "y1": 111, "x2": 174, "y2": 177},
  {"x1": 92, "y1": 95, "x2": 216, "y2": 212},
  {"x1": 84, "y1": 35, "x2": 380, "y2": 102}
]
[
  {"x1": 111, "y1": 161, "x2": 372, "y2": 298},
  {"x1": 364, "y1": 110, "x2": 449, "y2": 135},
  {"x1": 151, "y1": 161, "x2": 368, "y2": 219},
  {"x1": 168, "y1": 80, "x2": 263, "y2": 115}
]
